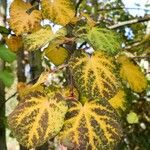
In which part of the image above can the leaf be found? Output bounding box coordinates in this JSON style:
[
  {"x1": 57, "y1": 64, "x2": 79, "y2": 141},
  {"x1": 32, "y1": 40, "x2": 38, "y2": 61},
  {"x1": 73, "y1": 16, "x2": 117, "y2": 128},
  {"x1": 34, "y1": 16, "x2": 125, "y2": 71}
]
[
  {"x1": 17, "y1": 82, "x2": 44, "y2": 99},
  {"x1": 41, "y1": 0, "x2": 75, "y2": 26},
  {"x1": 5, "y1": 36, "x2": 23, "y2": 52},
  {"x1": 9, "y1": 0, "x2": 41, "y2": 35},
  {"x1": 44, "y1": 44, "x2": 69, "y2": 65},
  {"x1": 127, "y1": 112, "x2": 139, "y2": 124},
  {"x1": 0, "y1": 69, "x2": 14, "y2": 87},
  {"x1": 69, "y1": 51, "x2": 120, "y2": 100},
  {"x1": 57, "y1": 98, "x2": 122, "y2": 149},
  {"x1": 17, "y1": 71, "x2": 50, "y2": 99},
  {"x1": 0, "y1": 26, "x2": 10, "y2": 34},
  {"x1": 87, "y1": 27, "x2": 121, "y2": 55},
  {"x1": 118, "y1": 55, "x2": 147, "y2": 93},
  {"x1": 0, "y1": 44, "x2": 16, "y2": 63},
  {"x1": 24, "y1": 26, "x2": 67, "y2": 51},
  {"x1": 8, "y1": 91, "x2": 68, "y2": 148},
  {"x1": 23, "y1": 26, "x2": 53, "y2": 51},
  {"x1": 109, "y1": 90, "x2": 126, "y2": 111}
]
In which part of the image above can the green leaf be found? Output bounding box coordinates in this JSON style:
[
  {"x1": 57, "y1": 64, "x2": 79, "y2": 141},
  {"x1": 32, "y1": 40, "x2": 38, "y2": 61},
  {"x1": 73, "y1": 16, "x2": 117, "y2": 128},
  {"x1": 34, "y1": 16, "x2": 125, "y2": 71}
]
[
  {"x1": 87, "y1": 27, "x2": 121, "y2": 55},
  {"x1": 127, "y1": 112, "x2": 139, "y2": 124},
  {"x1": 0, "y1": 69, "x2": 14, "y2": 87},
  {"x1": 0, "y1": 44, "x2": 16, "y2": 63},
  {"x1": 0, "y1": 26, "x2": 10, "y2": 34}
]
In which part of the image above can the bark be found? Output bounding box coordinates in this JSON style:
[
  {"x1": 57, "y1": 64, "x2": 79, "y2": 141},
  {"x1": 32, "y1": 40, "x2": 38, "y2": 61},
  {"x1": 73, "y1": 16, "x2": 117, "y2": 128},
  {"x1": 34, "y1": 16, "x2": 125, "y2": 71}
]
[
  {"x1": 17, "y1": 50, "x2": 26, "y2": 82},
  {"x1": 0, "y1": 80, "x2": 7, "y2": 150},
  {"x1": 109, "y1": 15, "x2": 150, "y2": 29},
  {"x1": 29, "y1": 51, "x2": 43, "y2": 82},
  {"x1": 0, "y1": 0, "x2": 7, "y2": 149},
  {"x1": 16, "y1": 50, "x2": 28, "y2": 150}
]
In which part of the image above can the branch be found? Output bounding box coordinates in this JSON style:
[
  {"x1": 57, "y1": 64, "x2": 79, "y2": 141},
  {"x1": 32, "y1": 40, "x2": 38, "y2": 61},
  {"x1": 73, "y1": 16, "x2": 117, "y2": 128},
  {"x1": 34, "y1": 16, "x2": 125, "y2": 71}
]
[
  {"x1": 98, "y1": 7, "x2": 150, "y2": 12},
  {"x1": 26, "y1": 4, "x2": 39, "y2": 15},
  {"x1": 132, "y1": 56, "x2": 150, "y2": 59},
  {"x1": 75, "y1": 0, "x2": 84, "y2": 15},
  {"x1": 124, "y1": 41, "x2": 142, "y2": 50},
  {"x1": 109, "y1": 16, "x2": 150, "y2": 29}
]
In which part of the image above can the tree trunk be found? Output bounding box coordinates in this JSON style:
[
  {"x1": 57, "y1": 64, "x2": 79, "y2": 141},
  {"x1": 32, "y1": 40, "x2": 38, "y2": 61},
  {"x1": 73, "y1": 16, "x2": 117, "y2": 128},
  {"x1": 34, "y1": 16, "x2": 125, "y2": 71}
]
[
  {"x1": 0, "y1": 0, "x2": 7, "y2": 150},
  {"x1": 0, "y1": 81, "x2": 7, "y2": 150},
  {"x1": 16, "y1": 50, "x2": 28, "y2": 150}
]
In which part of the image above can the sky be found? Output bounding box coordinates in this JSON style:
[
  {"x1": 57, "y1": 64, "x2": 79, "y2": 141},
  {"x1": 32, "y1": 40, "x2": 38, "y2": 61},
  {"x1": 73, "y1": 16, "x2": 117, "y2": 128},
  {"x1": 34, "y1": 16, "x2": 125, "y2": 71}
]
[{"x1": 122, "y1": 0, "x2": 150, "y2": 16}]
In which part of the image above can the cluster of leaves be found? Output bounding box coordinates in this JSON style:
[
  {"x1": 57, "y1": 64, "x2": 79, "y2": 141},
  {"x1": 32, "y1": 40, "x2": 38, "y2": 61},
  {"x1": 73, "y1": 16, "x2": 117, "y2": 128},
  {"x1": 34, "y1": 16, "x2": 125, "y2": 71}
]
[{"x1": 1, "y1": 0, "x2": 148, "y2": 149}]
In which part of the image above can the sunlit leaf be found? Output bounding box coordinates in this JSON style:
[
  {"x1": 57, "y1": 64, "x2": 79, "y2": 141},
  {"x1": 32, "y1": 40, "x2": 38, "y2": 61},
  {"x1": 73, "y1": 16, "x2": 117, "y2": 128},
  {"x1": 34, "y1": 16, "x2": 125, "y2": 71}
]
[
  {"x1": 8, "y1": 91, "x2": 68, "y2": 148},
  {"x1": 9, "y1": 0, "x2": 41, "y2": 35},
  {"x1": 109, "y1": 90, "x2": 126, "y2": 111},
  {"x1": 118, "y1": 55, "x2": 147, "y2": 93},
  {"x1": 24, "y1": 26, "x2": 67, "y2": 51},
  {"x1": 41, "y1": 0, "x2": 75, "y2": 26},
  {"x1": 23, "y1": 26, "x2": 53, "y2": 51},
  {"x1": 69, "y1": 51, "x2": 120, "y2": 100},
  {"x1": 57, "y1": 98, "x2": 122, "y2": 149},
  {"x1": 87, "y1": 27, "x2": 121, "y2": 55}
]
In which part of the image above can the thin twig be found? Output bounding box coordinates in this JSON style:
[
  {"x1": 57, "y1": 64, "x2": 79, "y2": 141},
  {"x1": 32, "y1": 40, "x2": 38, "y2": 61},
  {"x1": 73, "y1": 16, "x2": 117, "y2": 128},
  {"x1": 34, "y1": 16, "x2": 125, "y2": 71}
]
[
  {"x1": 98, "y1": 7, "x2": 150, "y2": 12},
  {"x1": 132, "y1": 56, "x2": 150, "y2": 59},
  {"x1": 4, "y1": 92, "x2": 18, "y2": 105},
  {"x1": 75, "y1": 0, "x2": 84, "y2": 16},
  {"x1": 109, "y1": 16, "x2": 150, "y2": 29}
]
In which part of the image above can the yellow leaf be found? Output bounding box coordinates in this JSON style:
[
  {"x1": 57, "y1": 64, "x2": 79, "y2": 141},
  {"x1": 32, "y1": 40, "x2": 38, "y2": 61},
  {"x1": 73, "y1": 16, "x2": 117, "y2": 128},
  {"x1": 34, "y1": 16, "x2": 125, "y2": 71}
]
[
  {"x1": 44, "y1": 44, "x2": 69, "y2": 65},
  {"x1": 23, "y1": 26, "x2": 53, "y2": 51},
  {"x1": 17, "y1": 71, "x2": 50, "y2": 99},
  {"x1": 17, "y1": 82, "x2": 44, "y2": 99},
  {"x1": 41, "y1": 0, "x2": 75, "y2": 26},
  {"x1": 118, "y1": 55, "x2": 147, "y2": 93},
  {"x1": 8, "y1": 91, "x2": 68, "y2": 148},
  {"x1": 69, "y1": 51, "x2": 120, "y2": 100},
  {"x1": 109, "y1": 90, "x2": 126, "y2": 111},
  {"x1": 9, "y1": 0, "x2": 41, "y2": 35},
  {"x1": 57, "y1": 98, "x2": 122, "y2": 149},
  {"x1": 5, "y1": 36, "x2": 23, "y2": 52}
]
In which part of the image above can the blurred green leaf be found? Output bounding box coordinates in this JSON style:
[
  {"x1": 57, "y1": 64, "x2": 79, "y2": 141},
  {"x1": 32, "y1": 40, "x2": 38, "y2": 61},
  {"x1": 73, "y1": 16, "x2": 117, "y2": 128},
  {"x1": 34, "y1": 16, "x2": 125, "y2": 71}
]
[
  {"x1": 145, "y1": 4, "x2": 150, "y2": 7},
  {"x1": 0, "y1": 69, "x2": 14, "y2": 87},
  {"x1": 0, "y1": 44, "x2": 16, "y2": 63},
  {"x1": 127, "y1": 112, "x2": 139, "y2": 124},
  {"x1": 0, "y1": 26, "x2": 9, "y2": 34}
]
